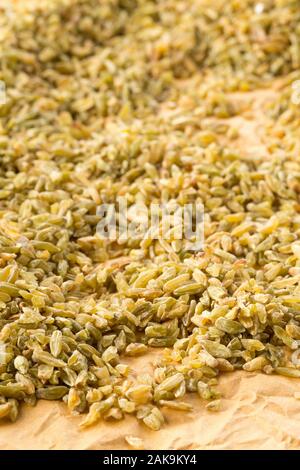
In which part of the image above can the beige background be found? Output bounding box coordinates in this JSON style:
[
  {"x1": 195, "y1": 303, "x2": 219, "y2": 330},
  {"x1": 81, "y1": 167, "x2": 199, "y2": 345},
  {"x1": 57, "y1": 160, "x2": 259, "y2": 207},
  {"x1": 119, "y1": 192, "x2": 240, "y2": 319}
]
[{"x1": 1, "y1": 369, "x2": 300, "y2": 450}]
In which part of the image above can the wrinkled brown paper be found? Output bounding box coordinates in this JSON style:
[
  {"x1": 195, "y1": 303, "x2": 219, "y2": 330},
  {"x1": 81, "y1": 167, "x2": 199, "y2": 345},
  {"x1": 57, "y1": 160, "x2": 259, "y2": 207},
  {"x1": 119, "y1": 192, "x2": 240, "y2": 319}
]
[
  {"x1": 1, "y1": 368, "x2": 300, "y2": 450},
  {"x1": 1, "y1": 346, "x2": 300, "y2": 450}
]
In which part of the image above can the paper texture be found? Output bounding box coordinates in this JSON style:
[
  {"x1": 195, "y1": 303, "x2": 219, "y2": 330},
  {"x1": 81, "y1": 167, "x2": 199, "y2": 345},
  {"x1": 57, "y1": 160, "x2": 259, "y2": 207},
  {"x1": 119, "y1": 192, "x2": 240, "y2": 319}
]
[
  {"x1": 1, "y1": 343, "x2": 300, "y2": 450},
  {"x1": 1, "y1": 367, "x2": 300, "y2": 450}
]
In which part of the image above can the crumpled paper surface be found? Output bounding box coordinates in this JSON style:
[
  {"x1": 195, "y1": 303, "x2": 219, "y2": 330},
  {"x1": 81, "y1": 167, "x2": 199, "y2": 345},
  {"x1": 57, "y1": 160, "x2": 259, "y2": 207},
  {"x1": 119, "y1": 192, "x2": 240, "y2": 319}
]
[
  {"x1": 1, "y1": 369, "x2": 300, "y2": 450},
  {"x1": 1, "y1": 350, "x2": 300, "y2": 450}
]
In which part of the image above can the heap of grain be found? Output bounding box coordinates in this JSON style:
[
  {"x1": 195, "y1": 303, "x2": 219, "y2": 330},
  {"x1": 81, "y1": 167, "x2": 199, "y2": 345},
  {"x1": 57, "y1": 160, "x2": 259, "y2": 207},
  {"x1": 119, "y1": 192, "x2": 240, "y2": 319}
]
[{"x1": 0, "y1": 0, "x2": 300, "y2": 429}]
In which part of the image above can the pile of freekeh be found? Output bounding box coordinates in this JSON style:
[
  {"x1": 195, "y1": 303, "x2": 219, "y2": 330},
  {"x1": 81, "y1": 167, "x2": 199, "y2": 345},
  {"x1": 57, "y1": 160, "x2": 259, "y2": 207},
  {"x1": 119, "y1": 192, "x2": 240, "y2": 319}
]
[{"x1": 0, "y1": 0, "x2": 300, "y2": 430}]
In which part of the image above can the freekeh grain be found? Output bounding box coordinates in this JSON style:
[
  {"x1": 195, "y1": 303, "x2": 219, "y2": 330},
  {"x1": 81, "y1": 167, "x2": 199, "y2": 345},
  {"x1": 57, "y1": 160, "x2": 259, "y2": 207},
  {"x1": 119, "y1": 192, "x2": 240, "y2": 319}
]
[{"x1": 0, "y1": 0, "x2": 300, "y2": 431}]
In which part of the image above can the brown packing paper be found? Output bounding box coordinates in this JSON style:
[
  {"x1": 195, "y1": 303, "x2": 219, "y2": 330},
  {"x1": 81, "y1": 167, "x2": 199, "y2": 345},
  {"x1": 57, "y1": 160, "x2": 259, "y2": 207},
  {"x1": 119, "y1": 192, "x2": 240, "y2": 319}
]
[
  {"x1": 1, "y1": 366, "x2": 300, "y2": 450},
  {"x1": 2, "y1": 0, "x2": 299, "y2": 451}
]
